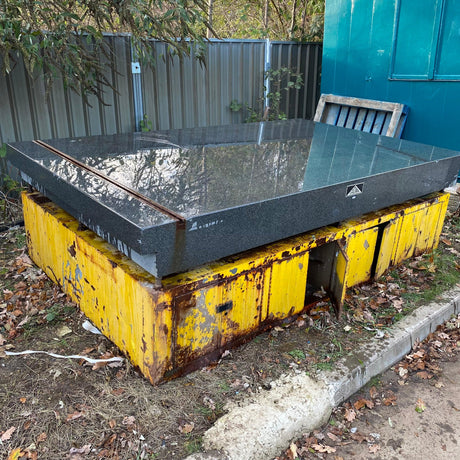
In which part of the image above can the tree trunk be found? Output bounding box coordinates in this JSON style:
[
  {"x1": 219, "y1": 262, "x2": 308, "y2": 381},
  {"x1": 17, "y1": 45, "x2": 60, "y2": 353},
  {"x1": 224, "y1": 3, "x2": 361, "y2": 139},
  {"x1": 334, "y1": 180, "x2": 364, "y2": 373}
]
[
  {"x1": 289, "y1": 0, "x2": 299, "y2": 40},
  {"x1": 264, "y1": 0, "x2": 269, "y2": 31},
  {"x1": 207, "y1": 0, "x2": 214, "y2": 39}
]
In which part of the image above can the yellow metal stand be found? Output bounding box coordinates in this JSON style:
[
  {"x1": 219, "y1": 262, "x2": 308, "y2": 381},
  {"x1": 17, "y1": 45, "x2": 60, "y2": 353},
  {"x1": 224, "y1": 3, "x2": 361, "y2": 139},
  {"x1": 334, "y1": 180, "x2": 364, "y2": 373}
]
[{"x1": 22, "y1": 191, "x2": 449, "y2": 384}]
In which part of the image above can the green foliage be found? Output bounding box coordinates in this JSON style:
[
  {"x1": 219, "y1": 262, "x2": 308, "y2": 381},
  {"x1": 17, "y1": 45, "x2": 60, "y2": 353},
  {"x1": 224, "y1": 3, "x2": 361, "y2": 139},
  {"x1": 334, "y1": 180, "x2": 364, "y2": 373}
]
[
  {"x1": 139, "y1": 114, "x2": 153, "y2": 132},
  {"x1": 184, "y1": 435, "x2": 203, "y2": 454},
  {"x1": 288, "y1": 349, "x2": 306, "y2": 360},
  {"x1": 211, "y1": 0, "x2": 324, "y2": 41},
  {"x1": 0, "y1": 0, "x2": 210, "y2": 103},
  {"x1": 229, "y1": 67, "x2": 303, "y2": 122}
]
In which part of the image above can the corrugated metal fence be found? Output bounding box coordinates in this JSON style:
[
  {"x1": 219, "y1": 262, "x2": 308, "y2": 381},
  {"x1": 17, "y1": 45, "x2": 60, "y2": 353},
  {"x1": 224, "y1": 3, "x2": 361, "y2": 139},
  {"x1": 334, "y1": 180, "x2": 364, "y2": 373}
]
[{"x1": 0, "y1": 37, "x2": 322, "y2": 144}]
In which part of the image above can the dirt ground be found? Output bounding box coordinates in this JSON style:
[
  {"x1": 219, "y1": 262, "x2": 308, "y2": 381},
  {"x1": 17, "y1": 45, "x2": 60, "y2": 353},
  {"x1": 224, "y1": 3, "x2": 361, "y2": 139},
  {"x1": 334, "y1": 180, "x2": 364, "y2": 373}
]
[
  {"x1": 276, "y1": 313, "x2": 460, "y2": 460},
  {"x1": 0, "y1": 193, "x2": 459, "y2": 459}
]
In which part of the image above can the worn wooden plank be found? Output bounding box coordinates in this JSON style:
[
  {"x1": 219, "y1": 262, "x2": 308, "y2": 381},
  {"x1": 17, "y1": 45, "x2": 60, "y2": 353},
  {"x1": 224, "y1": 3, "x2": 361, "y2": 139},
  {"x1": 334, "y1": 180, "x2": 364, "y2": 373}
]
[
  {"x1": 381, "y1": 112, "x2": 391, "y2": 136},
  {"x1": 344, "y1": 107, "x2": 358, "y2": 128},
  {"x1": 324, "y1": 104, "x2": 341, "y2": 125},
  {"x1": 362, "y1": 109, "x2": 376, "y2": 133},
  {"x1": 354, "y1": 109, "x2": 367, "y2": 131},
  {"x1": 372, "y1": 111, "x2": 386, "y2": 134},
  {"x1": 314, "y1": 94, "x2": 408, "y2": 138},
  {"x1": 336, "y1": 106, "x2": 349, "y2": 127}
]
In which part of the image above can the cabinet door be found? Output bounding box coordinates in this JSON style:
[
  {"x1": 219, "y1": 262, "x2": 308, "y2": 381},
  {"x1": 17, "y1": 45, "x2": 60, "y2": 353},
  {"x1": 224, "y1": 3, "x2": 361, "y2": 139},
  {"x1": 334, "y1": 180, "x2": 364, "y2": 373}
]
[{"x1": 345, "y1": 226, "x2": 379, "y2": 287}]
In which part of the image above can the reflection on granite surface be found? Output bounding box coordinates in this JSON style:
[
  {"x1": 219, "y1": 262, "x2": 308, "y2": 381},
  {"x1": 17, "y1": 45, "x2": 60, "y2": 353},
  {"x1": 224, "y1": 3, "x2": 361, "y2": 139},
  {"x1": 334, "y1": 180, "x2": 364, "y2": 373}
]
[{"x1": 10, "y1": 119, "x2": 460, "y2": 224}]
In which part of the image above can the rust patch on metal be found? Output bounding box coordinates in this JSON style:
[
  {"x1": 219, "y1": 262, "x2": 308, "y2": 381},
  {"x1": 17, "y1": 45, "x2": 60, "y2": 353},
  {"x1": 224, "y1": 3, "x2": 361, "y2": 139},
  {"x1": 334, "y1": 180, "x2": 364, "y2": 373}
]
[
  {"x1": 68, "y1": 241, "x2": 77, "y2": 258},
  {"x1": 108, "y1": 260, "x2": 118, "y2": 269}
]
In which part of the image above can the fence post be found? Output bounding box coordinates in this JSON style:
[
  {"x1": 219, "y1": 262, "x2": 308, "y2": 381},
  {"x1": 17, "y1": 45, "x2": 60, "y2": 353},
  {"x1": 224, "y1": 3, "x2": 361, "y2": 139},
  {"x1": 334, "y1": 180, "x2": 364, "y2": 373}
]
[
  {"x1": 263, "y1": 38, "x2": 272, "y2": 116},
  {"x1": 130, "y1": 39, "x2": 144, "y2": 131}
]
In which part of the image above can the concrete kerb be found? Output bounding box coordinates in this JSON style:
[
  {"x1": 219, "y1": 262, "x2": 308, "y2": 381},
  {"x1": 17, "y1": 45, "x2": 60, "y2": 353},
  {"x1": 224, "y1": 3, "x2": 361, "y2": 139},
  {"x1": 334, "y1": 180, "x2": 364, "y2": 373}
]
[{"x1": 187, "y1": 287, "x2": 460, "y2": 460}]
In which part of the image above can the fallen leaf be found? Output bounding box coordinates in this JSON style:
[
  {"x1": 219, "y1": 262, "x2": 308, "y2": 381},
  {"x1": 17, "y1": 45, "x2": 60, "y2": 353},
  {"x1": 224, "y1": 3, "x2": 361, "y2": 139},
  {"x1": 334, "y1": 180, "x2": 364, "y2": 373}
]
[
  {"x1": 351, "y1": 432, "x2": 367, "y2": 443},
  {"x1": 311, "y1": 444, "x2": 336, "y2": 453},
  {"x1": 0, "y1": 333, "x2": 6, "y2": 345},
  {"x1": 36, "y1": 432, "x2": 47, "y2": 443},
  {"x1": 369, "y1": 444, "x2": 381, "y2": 453},
  {"x1": 7, "y1": 448, "x2": 24, "y2": 460},
  {"x1": 354, "y1": 398, "x2": 374, "y2": 410},
  {"x1": 369, "y1": 386, "x2": 378, "y2": 399},
  {"x1": 289, "y1": 442, "x2": 298, "y2": 459},
  {"x1": 398, "y1": 367, "x2": 408, "y2": 378},
  {"x1": 344, "y1": 408, "x2": 356, "y2": 422},
  {"x1": 3, "y1": 289, "x2": 14, "y2": 301},
  {"x1": 178, "y1": 422, "x2": 195, "y2": 434},
  {"x1": 327, "y1": 431, "x2": 341, "y2": 442},
  {"x1": 1, "y1": 426, "x2": 16, "y2": 441},
  {"x1": 415, "y1": 398, "x2": 426, "y2": 413},
  {"x1": 69, "y1": 444, "x2": 91, "y2": 455},
  {"x1": 353, "y1": 399, "x2": 366, "y2": 411},
  {"x1": 111, "y1": 388, "x2": 125, "y2": 396},
  {"x1": 56, "y1": 325, "x2": 72, "y2": 338},
  {"x1": 416, "y1": 371, "x2": 433, "y2": 380},
  {"x1": 122, "y1": 416, "x2": 136, "y2": 426},
  {"x1": 108, "y1": 419, "x2": 116, "y2": 429},
  {"x1": 383, "y1": 393, "x2": 397, "y2": 406},
  {"x1": 19, "y1": 397, "x2": 27, "y2": 404},
  {"x1": 66, "y1": 411, "x2": 83, "y2": 422}
]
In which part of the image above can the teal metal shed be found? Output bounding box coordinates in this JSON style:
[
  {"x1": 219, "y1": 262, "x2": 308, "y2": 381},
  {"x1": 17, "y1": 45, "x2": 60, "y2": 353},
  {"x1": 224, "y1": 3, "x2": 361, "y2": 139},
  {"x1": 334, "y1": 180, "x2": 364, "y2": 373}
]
[{"x1": 321, "y1": 0, "x2": 460, "y2": 152}]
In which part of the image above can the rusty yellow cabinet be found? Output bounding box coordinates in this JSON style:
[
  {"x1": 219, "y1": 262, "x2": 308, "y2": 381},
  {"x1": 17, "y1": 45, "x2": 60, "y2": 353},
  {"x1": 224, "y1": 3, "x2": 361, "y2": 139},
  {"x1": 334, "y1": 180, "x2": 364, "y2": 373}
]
[{"x1": 22, "y1": 190, "x2": 450, "y2": 384}]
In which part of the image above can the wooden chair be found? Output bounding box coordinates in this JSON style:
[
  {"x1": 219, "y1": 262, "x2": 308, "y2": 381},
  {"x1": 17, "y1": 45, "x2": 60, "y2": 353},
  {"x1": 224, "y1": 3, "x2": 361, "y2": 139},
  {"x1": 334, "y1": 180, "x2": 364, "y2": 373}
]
[{"x1": 314, "y1": 94, "x2": 409, "y2": 138}]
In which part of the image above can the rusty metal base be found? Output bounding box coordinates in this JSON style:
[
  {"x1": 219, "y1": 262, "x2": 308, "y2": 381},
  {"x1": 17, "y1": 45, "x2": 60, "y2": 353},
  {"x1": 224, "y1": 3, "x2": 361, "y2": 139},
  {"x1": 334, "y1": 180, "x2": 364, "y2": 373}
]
[{"x1": 22, "y1": 191, "x2": 449, "y2": 384}]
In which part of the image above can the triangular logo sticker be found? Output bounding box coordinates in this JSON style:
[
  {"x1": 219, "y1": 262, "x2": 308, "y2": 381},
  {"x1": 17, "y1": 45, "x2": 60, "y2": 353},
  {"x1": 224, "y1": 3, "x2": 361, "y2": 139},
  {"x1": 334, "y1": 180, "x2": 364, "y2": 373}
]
[{"x1": 346, "y1": 183, "x2": 364, "y2": 197}]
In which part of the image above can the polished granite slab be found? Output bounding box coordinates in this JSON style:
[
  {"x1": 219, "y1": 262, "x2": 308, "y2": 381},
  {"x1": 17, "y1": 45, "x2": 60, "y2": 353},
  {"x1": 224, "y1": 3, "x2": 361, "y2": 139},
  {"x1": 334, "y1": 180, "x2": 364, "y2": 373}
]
[{"x1": 7, "y1": 119, "x2": 460, "y2": 277}]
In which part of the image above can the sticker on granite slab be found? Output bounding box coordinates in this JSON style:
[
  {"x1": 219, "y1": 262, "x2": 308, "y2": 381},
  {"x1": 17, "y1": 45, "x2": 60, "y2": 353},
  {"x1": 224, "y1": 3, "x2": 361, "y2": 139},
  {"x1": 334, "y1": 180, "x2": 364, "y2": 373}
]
[{"x1": 346, "y1": 183, "x2": 364, "y2": 197}]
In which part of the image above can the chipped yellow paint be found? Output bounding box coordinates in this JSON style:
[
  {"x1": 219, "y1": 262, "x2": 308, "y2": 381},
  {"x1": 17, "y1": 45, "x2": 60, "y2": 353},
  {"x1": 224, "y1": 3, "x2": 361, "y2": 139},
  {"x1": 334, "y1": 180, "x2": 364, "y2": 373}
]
[
  {"x1": 375, "y1": 219, "x2": 399, "y2": 279},
  {"x1": 22, "y1": 190, "x2": 450, "y2": 384},
  {"x1": 332, "y1": 242, "x2": 349, "y2": 312},
  {"x1": 392, "y1": 193, "x2": 449, "y2": 266},
  {"x1": 22, "y1": 192, "x2": 173, "y2": 384},
  {"x1": 265, "y1": 252, "x2": 310, "y2": 320},
  {"x1": 345, "y1": 226, "x2": 379, "y2": 287}
]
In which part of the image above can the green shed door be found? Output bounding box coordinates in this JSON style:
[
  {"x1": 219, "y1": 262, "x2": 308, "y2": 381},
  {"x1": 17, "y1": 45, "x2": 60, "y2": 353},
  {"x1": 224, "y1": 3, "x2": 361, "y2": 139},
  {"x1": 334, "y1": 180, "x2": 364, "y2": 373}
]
[
  {"x1": 391, "y1": 0, "x2": 441, "y2": 79},
  {"x1": 436, "y1": 1, "x2": 460, "y2": 78}
]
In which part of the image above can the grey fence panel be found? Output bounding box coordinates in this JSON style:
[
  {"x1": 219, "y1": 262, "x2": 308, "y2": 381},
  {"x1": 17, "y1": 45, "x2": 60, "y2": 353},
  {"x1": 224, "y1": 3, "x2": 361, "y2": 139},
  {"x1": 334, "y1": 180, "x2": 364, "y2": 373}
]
[
  {"x1": 271, "y1": 42, "x2": 322, "y2": 121},
  {"x1": 1, "y1": 38, "x2": 321, "y2": 144},
  {"x1": 0, "y1": 35, "x2": 135, "y2": 144},
  {"x1": 141, "y1": 40, "x2": 266, "y2": 130}
]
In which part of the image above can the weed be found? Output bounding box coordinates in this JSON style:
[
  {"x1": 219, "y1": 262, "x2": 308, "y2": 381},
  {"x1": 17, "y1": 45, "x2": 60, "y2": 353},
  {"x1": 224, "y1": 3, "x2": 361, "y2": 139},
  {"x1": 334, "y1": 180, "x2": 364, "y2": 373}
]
[
  {"x1": 288, "y1": 349, "x2": 306, "y2": 360},
  {"x1": 139, "y1": 114, "x2": 153, "y2": 132},
  {"x1": 367, "y1": 375, "x2": 382, "y2": 388},
  {"x1": 218, "y1": 382, "x2": 231, "y2": 393},
  {"x1": 15, "y1": 231, "x2": 26, "y2": 248},
  {"x1": 229, "y1": 67, "x2": 303, "y2": 122},
  {"x1": 39, "y1": 303, "x2": 76, "y2": 325},
  {"x1": 313, "y1": 362, "x2": 333, "y2": 371},
  {"x1": 184, "y1": 435, "x2": 203, "y2": 455}
]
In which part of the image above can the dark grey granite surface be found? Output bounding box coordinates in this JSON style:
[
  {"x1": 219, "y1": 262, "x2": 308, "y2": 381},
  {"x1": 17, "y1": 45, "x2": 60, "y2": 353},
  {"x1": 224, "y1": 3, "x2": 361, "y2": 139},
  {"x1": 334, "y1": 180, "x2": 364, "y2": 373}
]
[{"x1": 7, "y1": 119, "x2": 460, "y2": 277}]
